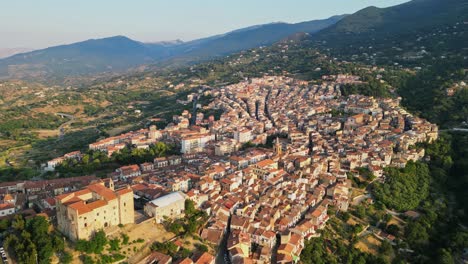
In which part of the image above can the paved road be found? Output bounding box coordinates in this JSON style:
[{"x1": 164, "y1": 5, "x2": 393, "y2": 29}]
[{"x1": 440, "y1": 128, "x2": 468, "y2": 133}]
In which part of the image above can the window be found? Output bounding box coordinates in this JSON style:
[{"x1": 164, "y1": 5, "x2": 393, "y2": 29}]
[
  {"x1": 124, "y1": 202, "x2": 126, "y2": 207},
  {"x1": 84, "y1": 223, "x2": 88, "y2": 227}
]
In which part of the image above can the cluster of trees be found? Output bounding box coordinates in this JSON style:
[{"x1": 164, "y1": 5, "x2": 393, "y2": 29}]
[
  {"x1": 372, "y1": 161, "x2": 430, "y2": 211},
  {"x1": 76, "y1": 230, "x2": 108, "y2": 254},
  {"x1": 349, "y1": 167, "x2": 376, "y2": 189},
  {"x1": 55, "y1": 142, "x2": 176, "y2": 176},
  {"x1": 398, "y1": 58, "x2": 468, "y2": 128},
  {"x1": 348, "y1": 134, "x2": 468, "y2": 263},
  {"x1": 0, "y1": 113, "x2": 65, "y2": 139},
  {"x1": 166, "y1": 200, "x2": 208, "y2": 236},
  {"x1": 397, "y1": 134, "x2": 468, "y2": 263},
  {"x1": 76, "y1": 230, "x2": 129, "y2": 264},
  {"x1": 83, "y1": 105, "x2": 102, "y2": 116},
  {"x1": 150, "y1": 241, "x2": 194, "y2": 260},
  {"x1": 340, "y1": 78, "x2": 391, "y2": 98},
  {"x1": 150, "y1": 241, "x2": 179, "y2": 256},
  {"x1": 183, "y1": 199, "x2": 208, "y2": 234},
  {"x1": 113, "y1": 142, "x2": 176, "y2": 164},
  {"x1": 0, "y1": 167, "x2": 37, "y2": 182},
  {"x1": 55, "y1": 150, "x2": 114, "y2": 176},
  {"x1": 3, "y1": 215, "x2": 70, "y2": 264}
]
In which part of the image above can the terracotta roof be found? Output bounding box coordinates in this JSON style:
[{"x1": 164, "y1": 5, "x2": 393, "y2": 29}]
[
  {"x1": 0, "y1": 203, "x2": 14, "y2": 210},
  {"x1": 116, "y1": 187, "x2": 132, "y2": 196},
  {"x1": 195, "y1": 252, "x2": 215, "y2": 264},
  {"x1": 68, "y1": 201, "x2": 92, "y2": 215},
  {"x1": 61, "y1": 196, "x2": 82, "y2": 206},
  {"x1": 256, "y1": 159, "x2": 275, "y2": 168},
  {"x1": 179, "y1": 258, "x2": 194, "y2": 264},
  {"x1": 86, "y1": 183, "x2": 117, "y2": 201},
  {"x1": 140, "y1": 251, "x2": 172, "y2": 264},
  {"x1": 44, "y1": 197, "x2": 56, "y2": 206},
  {"x1": 87, "y1": 200, "x2": 108, "y2": 210}
]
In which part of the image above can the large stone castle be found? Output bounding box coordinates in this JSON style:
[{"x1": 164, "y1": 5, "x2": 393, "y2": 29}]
[{"x1": 56, "y1": 180, "x2": 134, "y2": 240}]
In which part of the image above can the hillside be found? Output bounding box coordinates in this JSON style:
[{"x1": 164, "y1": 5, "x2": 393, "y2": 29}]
[
  {"x1": 316, "y1": 0, "x2": 467, "y2": 41},
  {"x1": 311, "y1": 0, "x2": 468, "y2": 63},
  {"x1": 0, "y1": 15, "x2": 345, "y2": 79}
]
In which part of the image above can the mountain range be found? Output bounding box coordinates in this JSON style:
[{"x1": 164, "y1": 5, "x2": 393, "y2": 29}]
[
  {"x1": 0, "y1": 15, "x2": 345, "y2": 79},
  {"x1": 1, "y1": 0, "x2": 467, "y2": 80}
]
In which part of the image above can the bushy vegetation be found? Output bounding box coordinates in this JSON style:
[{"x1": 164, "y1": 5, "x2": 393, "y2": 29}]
[
  {"x1": 0, "y1": 113, "x2": 65, "y2": 139},
  {"x1": 164, "y1": 199, "x2": 208, "y2": 236},
  {"x1": 300, "y1": 235, "x2": 388, "y2": 264},
  {"x1": 372, "y1": 161, "x2": 430, "y2": 211},
  {"x1": 398, "y1": 59, "x2": 468, "y2": 128},
  {"x1": 55, "y1": 142, "x2": 176, "y2": 177},
  {"x1": 3, "y1": 216, "x2": 66, "y2": 264},
  {"x1": 76, "y1": 230, "x2": 108, "y2": 254},
  {"x1": 340, "y1": 79, "x2": 391, "y2": 98},
  {"x1": 150, "y1": 241, "x2": 179, "y2": 256}
]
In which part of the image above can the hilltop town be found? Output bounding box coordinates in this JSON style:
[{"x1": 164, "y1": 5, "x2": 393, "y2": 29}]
[{"x1": 0, "y1": 74, "x2": 440, "y2": 263}]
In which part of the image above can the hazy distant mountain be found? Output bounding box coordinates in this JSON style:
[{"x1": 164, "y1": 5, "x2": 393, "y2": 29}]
[
  {"x1": 0, "y1": 15, "x2": 345, "y2": 79},
  {"x1": 0, "y1": 48, "x2": 34, "y2": 59},
  {"x1": 0, "y1": 36, "x2": 157, "y2": 78},
  {"x1": 167, "y1": 15, "x2": 346, "y2": 59}
]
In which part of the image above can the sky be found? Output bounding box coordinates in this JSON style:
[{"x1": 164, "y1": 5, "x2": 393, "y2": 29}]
[{"x1": 0, "y1": 0, "x2": 410, "y2": 49}]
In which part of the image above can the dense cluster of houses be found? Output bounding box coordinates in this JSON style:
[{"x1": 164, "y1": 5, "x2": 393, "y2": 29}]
[{"x1": 29, "y1": 75, "x2": 438, "y2": 263}]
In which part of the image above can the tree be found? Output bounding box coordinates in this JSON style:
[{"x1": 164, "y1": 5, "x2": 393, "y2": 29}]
[
  {"x1": 168, "y1": 222, "x2": 183, "y2": 235},
  {"x1": 150, "y1": 241, "x2": 179, "y2": 256},
  {"x1": 380, "y1": 240, "x2": 394, "y2": 256},
  {"x1": 109, "y1": 238, "x2": 121, "y2": 251},
  {"x1": 61, "y1": 251, "x2": 73, "y2": 264},
  {"x1": 81, "y1": 255, "x2": 95, "y2": 264},
  {"x1": 341, "y1": 212, "x2": 351, "y2": 222},
  {"x1": 437, "y1": 248, "x2": 454, "y2": 264},
  {"x1": 196, "y1": 243, "x2": 208, "y2": 253},
  {"x1": 0, "y1": 219, "x2": 9, "y2": 231},
  {"x1": 121, "y1": 233, "x2": 130, "y2": 245},
  {"x1": 186, "y1": 220, "x2": 198, "y2": 234},
  {"x1": 12, "y1": 215, "x2": 25, "y2": 231},
  {"x1": 75, "y1": 230, "x2": 108, "y2": 254},
  {"x1": 185, "y1": 199, "x2": 196, "y2": 216},
  {"x1": 386, "y1": 224, "x2": 400, "y2": 236}
]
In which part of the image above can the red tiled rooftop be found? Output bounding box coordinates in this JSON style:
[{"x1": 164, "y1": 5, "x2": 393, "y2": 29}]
[
  {"x1": 116, "y1": 187, "x2": 132, "y2": 196},
  {"x1": 86, "y1": 199, "x2": 108, "y2": 210},
  {"x1": 86, "y1": 183, "x2": 117, "y2": 201},
  {"x1": 195, "y1": 252, "x2": 215, "y2": 264},
  {"x1": 68, "y1": 201, "x2": 92, "y2": 215}
]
